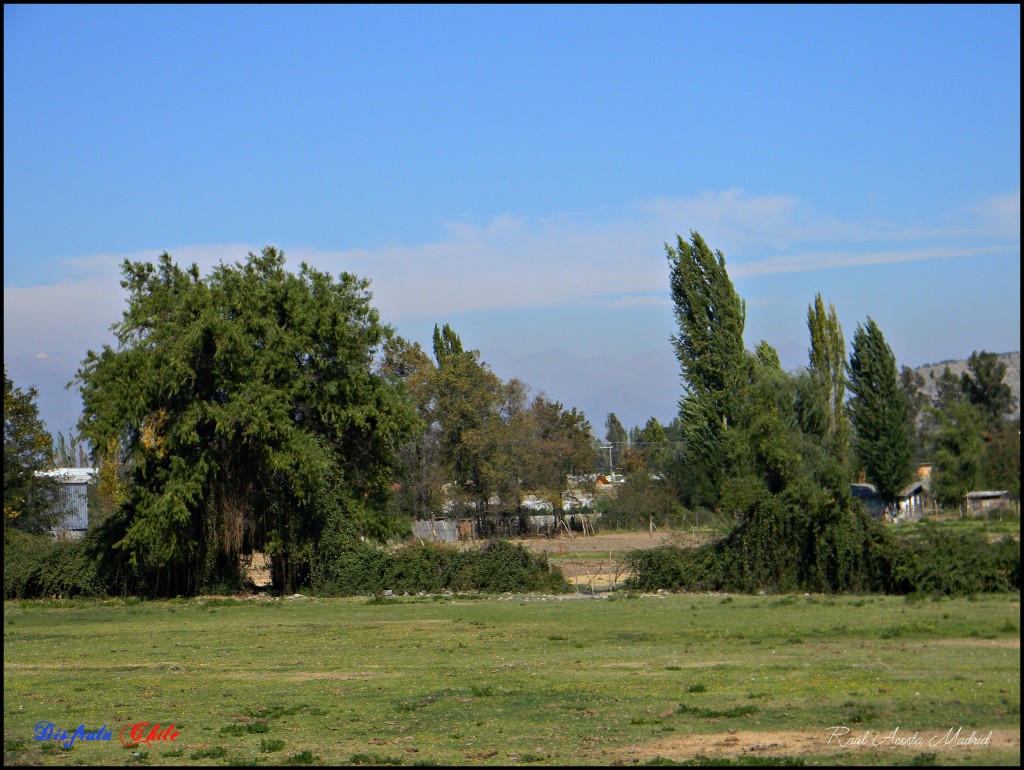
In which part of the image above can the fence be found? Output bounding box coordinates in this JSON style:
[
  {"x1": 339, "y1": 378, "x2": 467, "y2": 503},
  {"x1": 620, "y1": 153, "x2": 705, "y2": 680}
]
[{"x1": 413, "y1": 512, "x2": 602, "y2": 543}]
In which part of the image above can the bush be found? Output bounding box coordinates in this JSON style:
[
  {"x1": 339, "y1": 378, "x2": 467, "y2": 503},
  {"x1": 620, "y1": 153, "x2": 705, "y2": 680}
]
[
  {"x1": 625, "y1": 517, "x2": 1020, "y2": 596},
  {"x1": 625, "y1": 544, "x2": 722, "y2": 593},
  {"x1": 890, "y1": 524, "x2": 1020, "y2": 594},
  {"x1": 454, "y1": 539, "x2": 570, "y2": 594},
  {"x1": 312, "y1": 528, "x2": 571, "y2": 596},
  {"x1": 626, "y1": 489, "x2": 899, "y2": 595},
  {"x1": 3, "y1": 530, "x2": 101, "y2": 599}
]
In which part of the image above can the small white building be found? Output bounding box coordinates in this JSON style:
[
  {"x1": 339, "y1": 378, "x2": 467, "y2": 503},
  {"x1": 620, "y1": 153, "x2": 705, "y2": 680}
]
[{"x1": 896, "y1": 481, "x2": 926, "y2": 520}]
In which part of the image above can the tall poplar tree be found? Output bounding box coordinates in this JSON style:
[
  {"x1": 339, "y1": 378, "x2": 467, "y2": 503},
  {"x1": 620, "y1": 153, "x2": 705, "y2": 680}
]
[
  {"x1": 846, "y1": 318, "x2": 912, "y2": 503},
  {"x1": 807, "y1": 294, "x2": 849, "y2": 465},
  {"x1": 667, "y1": 231, "x2": 747, "y2": 507}
]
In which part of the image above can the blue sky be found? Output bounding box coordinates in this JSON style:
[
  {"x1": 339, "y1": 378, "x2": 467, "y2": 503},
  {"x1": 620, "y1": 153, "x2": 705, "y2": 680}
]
[{"x1": 4, "y1": 4, "x2": 1020, "y2": 440}]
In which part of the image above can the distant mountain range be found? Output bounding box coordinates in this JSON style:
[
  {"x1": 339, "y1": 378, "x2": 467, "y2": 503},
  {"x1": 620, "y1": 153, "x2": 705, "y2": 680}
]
[{"x1": 911, "y1": 351, "x2": 1020, "y2": 421}]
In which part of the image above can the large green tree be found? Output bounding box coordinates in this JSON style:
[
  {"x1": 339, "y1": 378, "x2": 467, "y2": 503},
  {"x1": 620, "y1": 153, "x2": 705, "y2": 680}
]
[
  {"x1": 429, "y1": 323, "x2": 521, "y2": 513},
  {"x1": 667, "y1": 231, "x2": 747, "y2": 507},
  {"x1": 384, "y1": 325, "x2": 598, "y2": 521},
  {"x1": 846, "y1": 318, "x2": 912, "y2": 503},
  {"x1": 982, "y1": 417, "x2": 1020, "y2": 501},
  {"x1": 713, "y1": 347, "x2": 883, "y2": 593},
  {"x1": 74, "y1": 249, "x2": 418, "y2": 593},
  {"x1": 923, "y1": 352, "x2": 1019, "y2": 507},
  {"x1": 4, "y1": 368, "x2": 60, "y2": 534},
  {"x1": 655, "y1": 234, "x2": 891, "y2": 592},
  {"x1": 899, "y1": 365, "x2": 929, "y2": 462},
  {"x1": 516, "y1": 396, "x2": 593, "y2": 512},
  {"x1": 626, "y1": 417, "x2": 672, "y2": 474}
]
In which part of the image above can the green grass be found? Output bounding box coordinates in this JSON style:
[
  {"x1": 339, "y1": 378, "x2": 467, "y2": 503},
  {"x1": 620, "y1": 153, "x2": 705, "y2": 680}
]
[
  {"x1": 3, "y1": 592, "x2": 1019, "y2": 765},
  {"x1": 896, "y1": 512, "x2": 1020, "y2": 539}
]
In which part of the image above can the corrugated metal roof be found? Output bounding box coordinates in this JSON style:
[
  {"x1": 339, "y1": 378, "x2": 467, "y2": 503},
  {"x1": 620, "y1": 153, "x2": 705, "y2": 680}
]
[{"x1": 38, "y1": 467, "x2": 97, "y2": 484}]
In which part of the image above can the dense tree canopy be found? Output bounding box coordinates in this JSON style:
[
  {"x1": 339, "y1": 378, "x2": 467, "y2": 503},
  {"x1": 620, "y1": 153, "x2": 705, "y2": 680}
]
[
  {"x1": 659, "y1": 231, "x2": 898, "y2": 591},
  {"x1": 381, "y1": 324, "x2": 597, "y2": 521},
  {"x1": 926, "y1": 351, "x2": 1019, "y2": 507},
  {"x1": 929, "y1": 400, "x2": 986, "y2": 507},
  {"x1": 429, "y1": 323, "x2": 520, "y2": 511},
  {"x1": 74, "y1": 249, "x2": 418, "y2": 593}
]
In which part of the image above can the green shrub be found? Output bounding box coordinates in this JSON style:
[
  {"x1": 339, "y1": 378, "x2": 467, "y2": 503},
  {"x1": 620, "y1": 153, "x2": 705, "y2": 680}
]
[
  {"x1": 455, "y1": 539, "x2": 570, "y2": 594},
  {"x1": 890, "y1": 524, "x2": 1019, "y2": 594},
  {"x1": 190, "y1": 747, "x2": 228, "y2": 759},
  {"x1": 286, "y1": 750, "x2": 319, "y2": 765},
  {"x1": 3, "y1": 530, "x2": 101, "y2": 599},
  {"x1": 260, "y1": 738, "x2": 285, "y2": 753},
  {"x1": 313, "y1": 532, "x2": 570, "y2": 596},
  {"x1": 626, "y1": 516, "x2": 1019, "y2": 596}
]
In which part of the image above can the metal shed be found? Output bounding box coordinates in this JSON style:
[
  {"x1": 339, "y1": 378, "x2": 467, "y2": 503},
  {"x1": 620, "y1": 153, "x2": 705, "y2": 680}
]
[
  {"x1": 37, "y1": 468, "x2": 96, "y2": 539},
  {"x1": 964, "y1": 490, "x2": 1012, "y2": 514}
]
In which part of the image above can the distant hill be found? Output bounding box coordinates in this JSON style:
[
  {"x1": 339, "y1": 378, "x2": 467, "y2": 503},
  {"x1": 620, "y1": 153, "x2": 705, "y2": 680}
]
[{"x1": 912, "y1": 351, "x2": 1020, "y2": 420}]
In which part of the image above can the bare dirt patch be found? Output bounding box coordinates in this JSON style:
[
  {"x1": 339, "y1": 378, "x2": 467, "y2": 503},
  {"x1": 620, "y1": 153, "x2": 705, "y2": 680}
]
[
  {"x1": 246, "y1": 552, "x2": 272, "y2": 588},
  {"x1": 509, "y1": 529, "x2": 712, "y2": 591},
  {"x1": 511, "y1": 528, "x2": 712, "y2": 554},
  {"x1": 616, "y1": 727, "x2": 1021, "y2": 764}
]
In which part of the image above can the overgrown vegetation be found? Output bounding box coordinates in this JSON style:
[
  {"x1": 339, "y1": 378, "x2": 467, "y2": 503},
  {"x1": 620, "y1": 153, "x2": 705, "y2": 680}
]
[
  {"x1": 5, "y1": 521, "x2": 570, "y2": 599},
  {"x1": 312, "y1": 518, "x2": 570, "y2": 595},
  {"x1": 626, "y1": 518, "x2": 1019, "y2": 595},
  {"x1": 617, "y1": 231, "x2": 1021, "y2": 598},
  {"x1": 3, "y1": 529, "x2": 101, "y2": 599},
  {"x1": 72, "y1": 250, "x2": 420, "y2": 595}
]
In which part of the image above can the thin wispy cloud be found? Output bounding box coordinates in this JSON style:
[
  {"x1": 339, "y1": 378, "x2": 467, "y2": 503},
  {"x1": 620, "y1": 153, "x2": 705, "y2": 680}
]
[
  {"x1": 969, "y1": 191, "x2": 1021, "y2": 239},
  {"x1": 732, "y1": 245, "x2": 1011, "y2": 279}
]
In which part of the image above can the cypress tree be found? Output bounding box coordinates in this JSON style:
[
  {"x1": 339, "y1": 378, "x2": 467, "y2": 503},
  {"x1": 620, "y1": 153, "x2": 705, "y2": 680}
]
[{"x1": 846, "y1": 318, "x2": 912, "y2": 503}]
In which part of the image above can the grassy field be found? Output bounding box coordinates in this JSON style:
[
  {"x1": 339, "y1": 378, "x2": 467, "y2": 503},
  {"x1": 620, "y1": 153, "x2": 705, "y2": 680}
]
[{"x1": 3, "y1": 590, "x2": 1019, "y2": 766}]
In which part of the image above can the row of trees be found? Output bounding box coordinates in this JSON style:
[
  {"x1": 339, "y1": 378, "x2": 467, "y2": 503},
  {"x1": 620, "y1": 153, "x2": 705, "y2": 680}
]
[
  {"x1": 4, "y1": 235, "x2": 1018, "y2": 597},
  {"x1": 378, "y1": 323, "x2": 594, "y2": 521},
  {"x1": 4, "y1": 249, "x2": 596, "y2": 593},
  {"x1": 596, "y1": 233, "x2": 1017, "y2": 521}
]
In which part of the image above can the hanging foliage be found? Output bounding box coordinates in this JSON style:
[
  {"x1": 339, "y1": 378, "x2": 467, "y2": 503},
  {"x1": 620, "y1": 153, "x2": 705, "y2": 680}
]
[{"x1": 74, "y1": 248, "x2": 417, "y2": 594}]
